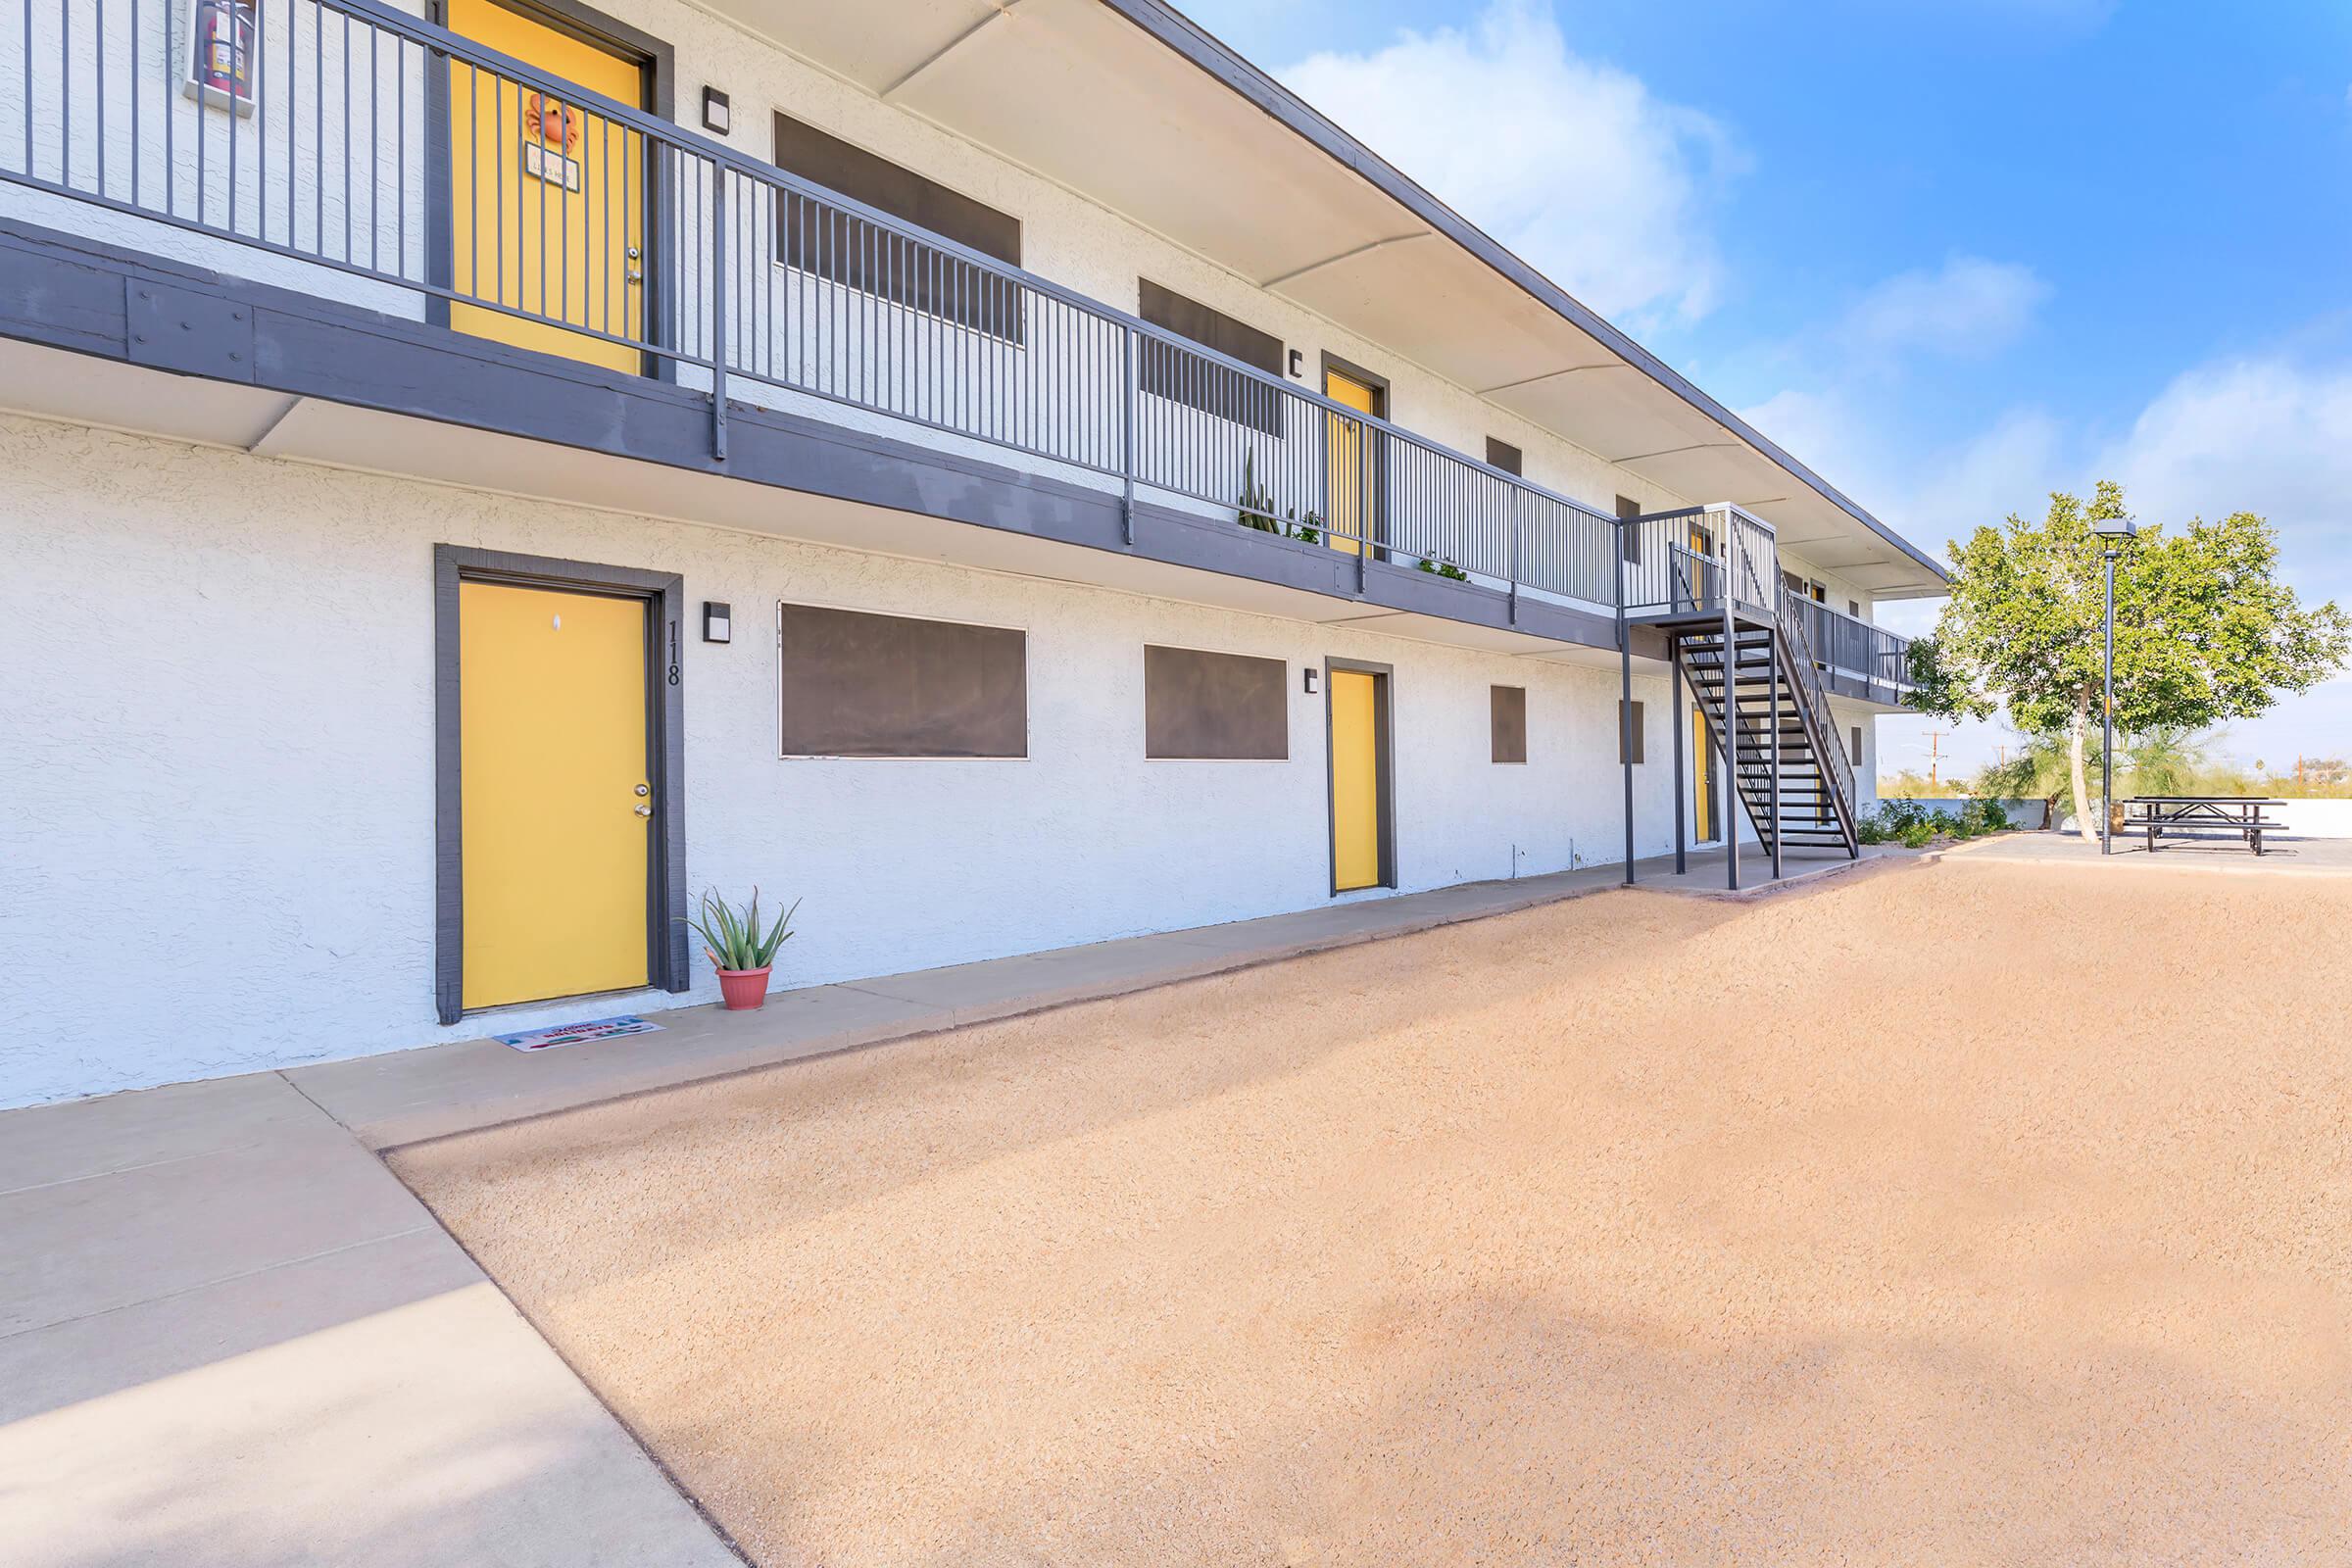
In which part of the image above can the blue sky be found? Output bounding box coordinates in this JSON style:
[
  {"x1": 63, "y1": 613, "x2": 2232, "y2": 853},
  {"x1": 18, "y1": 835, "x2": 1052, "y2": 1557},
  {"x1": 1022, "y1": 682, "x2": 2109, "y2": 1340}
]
[{"x1": 1178, "y1": 0, "x2": 2352, "y2": 779}]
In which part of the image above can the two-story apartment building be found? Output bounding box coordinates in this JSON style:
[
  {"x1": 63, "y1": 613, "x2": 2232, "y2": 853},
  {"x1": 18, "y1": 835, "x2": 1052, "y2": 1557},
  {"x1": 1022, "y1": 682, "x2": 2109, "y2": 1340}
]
[{"x1": 0, "y1": 0, "x2": 1945, "y2": 1107}]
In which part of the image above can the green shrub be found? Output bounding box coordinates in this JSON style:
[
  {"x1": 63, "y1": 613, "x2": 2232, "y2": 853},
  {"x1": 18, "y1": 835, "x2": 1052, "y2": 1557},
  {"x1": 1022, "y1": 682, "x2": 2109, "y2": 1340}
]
[
  {"x1": 1897, "y1": 819, "x2": 1936, "y2": 850},
  {"x1": 1964, "y1": 798, "x2": 2011, "y2": 834}
]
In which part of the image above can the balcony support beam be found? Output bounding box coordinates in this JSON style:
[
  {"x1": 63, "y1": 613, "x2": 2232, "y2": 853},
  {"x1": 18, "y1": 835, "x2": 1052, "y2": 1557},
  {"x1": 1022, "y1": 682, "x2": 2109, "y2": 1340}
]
[
  {"x1": 0, "y1": 217, "x2": 1674, "y2": 670},
  {"x1": 881, "y1": 2, "x2": 1030, "y2": 101},
  {"x1": 1257, "y1": 231, "x2": 1432, "y2": 291}
]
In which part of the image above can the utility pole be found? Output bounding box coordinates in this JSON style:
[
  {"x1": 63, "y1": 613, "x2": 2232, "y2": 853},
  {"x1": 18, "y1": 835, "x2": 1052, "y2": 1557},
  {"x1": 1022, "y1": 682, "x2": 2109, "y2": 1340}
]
[{"x1": 1926, "y1": 728, "x2": 1944, "y2": 790}]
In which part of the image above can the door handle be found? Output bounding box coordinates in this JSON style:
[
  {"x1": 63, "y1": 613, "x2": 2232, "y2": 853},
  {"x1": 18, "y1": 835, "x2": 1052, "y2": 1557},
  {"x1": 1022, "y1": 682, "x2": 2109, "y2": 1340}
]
[{"x1": 634, "y1": 804, "x2": 653, "y2": 817}]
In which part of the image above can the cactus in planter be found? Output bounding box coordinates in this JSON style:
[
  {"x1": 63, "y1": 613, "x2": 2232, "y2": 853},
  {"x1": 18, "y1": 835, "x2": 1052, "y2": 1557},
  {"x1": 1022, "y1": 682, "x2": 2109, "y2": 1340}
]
[
  {"x1": 689, "y1": 887, "x2": 801, "y2": 1010},
  {"x1": 1237, "y1": 450, "x2": 1281, "y2": 533}
]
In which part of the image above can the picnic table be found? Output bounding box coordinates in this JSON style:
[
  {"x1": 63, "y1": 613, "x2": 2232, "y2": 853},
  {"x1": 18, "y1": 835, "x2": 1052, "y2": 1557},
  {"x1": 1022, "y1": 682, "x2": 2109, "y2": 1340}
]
[{"x1": 2120, "y1": 796, "x2": 2286, "y2": 856}]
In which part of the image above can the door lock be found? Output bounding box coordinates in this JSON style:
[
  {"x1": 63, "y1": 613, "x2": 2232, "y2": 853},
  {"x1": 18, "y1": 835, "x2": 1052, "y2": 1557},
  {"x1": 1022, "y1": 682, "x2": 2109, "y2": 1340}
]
[{"x1": 635, "y1": 784, "x2": 650, "y2": 797}]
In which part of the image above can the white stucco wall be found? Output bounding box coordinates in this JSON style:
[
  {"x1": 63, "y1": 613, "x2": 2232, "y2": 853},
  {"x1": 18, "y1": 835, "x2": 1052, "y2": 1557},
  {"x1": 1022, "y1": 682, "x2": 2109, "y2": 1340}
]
[{"x1": 0, "y1": 413, "x2": 1690, "y2": 1107}]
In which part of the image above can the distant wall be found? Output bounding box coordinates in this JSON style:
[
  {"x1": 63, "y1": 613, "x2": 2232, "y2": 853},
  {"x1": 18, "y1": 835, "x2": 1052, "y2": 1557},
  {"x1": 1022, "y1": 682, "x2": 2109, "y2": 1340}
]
[{"x1": 2268, "y1": 799, "x2": 2352, "y2": 839}]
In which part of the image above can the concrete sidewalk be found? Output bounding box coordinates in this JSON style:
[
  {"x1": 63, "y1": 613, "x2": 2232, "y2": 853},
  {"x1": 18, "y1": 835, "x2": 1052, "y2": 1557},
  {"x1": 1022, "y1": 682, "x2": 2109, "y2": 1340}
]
[
  {"x1": 297, "y1": 840, "x2": 1897, "y2": 1152},
  {"x1": 0, "y1": 840, "x2": 1894, "y2": 1567},
  {"x1": 0, "y1": 1072, "x2": 746, "y2": 1567}
]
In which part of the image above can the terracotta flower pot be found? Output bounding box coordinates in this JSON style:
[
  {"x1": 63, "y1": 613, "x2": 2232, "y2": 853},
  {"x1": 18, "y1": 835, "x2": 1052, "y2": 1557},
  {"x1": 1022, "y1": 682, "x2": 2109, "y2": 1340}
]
[{"x1": 716, "y1": 966, "x2": 772, "y2": 1011}]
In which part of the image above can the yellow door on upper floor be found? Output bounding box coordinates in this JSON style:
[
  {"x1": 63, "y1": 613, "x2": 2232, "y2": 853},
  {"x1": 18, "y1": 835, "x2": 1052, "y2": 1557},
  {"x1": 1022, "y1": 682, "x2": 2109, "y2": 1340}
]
[
  {"x1": 1324, "y1": 368, "x2": 1381, "y2": 558},
  {"x1": 445, "y1": 0, "x2": 648, "y2": 373}
]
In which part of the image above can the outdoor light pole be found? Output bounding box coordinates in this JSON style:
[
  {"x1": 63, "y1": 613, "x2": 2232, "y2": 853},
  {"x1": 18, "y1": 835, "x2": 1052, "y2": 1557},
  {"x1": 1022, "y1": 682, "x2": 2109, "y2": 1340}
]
[{"x1": 2091, "y1": 514, "x2": 2138, "y2": 855}]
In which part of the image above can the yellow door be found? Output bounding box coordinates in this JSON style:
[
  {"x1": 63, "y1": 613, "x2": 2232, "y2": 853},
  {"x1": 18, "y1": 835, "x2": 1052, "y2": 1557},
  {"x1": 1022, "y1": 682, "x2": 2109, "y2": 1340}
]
[
  {"x1": 1330, "y1": 668, "x2": 1382, "y2": 891},
  {"x1": 1692, "y1": 703, "x2": 1715, "y2": 843},
  {"x1": 1324, "y1": 368, "x2": 1380, "y2": 557},
  {"x1": 460, "y1": 581, "x2": 651, "y2": 1008},
  {"x1": 446, "y1": 0, "x2": 647, "y2": 373}
]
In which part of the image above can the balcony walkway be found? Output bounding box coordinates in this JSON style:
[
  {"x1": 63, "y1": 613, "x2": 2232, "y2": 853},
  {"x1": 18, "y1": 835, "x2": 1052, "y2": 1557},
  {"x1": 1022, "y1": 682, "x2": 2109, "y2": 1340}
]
[{"x1": 0, "y1": 840, "x2": 1910, "y2": 1567}]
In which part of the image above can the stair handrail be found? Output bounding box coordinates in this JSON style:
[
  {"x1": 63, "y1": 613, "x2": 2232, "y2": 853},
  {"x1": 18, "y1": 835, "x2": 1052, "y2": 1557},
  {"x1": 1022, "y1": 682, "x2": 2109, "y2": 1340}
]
[{"x1": 1775, "y1": 582, "x2": 1858, "y2": 837}]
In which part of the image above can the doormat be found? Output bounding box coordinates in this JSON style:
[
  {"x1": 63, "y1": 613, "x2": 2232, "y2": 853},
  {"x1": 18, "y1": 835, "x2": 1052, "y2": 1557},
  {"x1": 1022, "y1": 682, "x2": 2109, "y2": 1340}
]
[{"x1": 494, "y1": 1015, "x2": 663, "y2": 1053}]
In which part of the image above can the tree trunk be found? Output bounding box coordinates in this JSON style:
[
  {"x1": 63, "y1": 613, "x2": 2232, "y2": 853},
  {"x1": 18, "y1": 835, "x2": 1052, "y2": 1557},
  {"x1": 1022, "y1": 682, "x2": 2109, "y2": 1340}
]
[{"x1": 2067, "y1": 692, "x2": 2097, "y2": 845}]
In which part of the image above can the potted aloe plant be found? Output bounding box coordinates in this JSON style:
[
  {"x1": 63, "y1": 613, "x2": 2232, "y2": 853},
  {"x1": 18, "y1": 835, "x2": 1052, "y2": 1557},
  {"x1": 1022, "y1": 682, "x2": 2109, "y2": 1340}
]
[{"x1": 689, "y1": 887, "x2": 800, "y2": 1011}]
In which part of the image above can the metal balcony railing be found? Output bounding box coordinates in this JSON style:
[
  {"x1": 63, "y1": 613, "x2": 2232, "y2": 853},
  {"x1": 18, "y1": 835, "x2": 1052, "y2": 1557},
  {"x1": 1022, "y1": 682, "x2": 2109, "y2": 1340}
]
[
  {"x1": 1619, "y1": 503, "x2": 1911, "y2": 696},
  {"x1": 1, "y1": 0, "x2": 1629, "y2": 609},
  {"x1": 1783, "y1": 596, "x2": 1914, "y2": 697}
]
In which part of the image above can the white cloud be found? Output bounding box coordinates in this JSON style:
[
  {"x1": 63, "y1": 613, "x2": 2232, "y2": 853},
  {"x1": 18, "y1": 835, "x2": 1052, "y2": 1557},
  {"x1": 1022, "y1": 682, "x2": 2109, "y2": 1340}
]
[
  {"x1": 2096, "y1": 358, "x2": 2352, "y2": 593},
  {"x1": 1280, "y1": 0, "x2": 1739, "y2": 325},
  {"x1": 1773, "y1": 354, "x2": 2352, "y2": 772},
  {"x1": 1834, "y1": 257, "x2": 2052, "y2": 363}
]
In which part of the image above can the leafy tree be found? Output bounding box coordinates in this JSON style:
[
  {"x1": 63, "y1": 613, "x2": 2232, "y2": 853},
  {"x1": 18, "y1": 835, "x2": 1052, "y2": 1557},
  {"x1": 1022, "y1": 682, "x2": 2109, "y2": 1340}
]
[
  {"x1": 1972, "y1": 732, "x2": 2075, "y2": 824},
  {"x1": 1909, "y1": 482, "x2": 2349, "y2": 842},
  {"x1": 2119, "y1": 725, "x2": 2217, "y2": 798}
]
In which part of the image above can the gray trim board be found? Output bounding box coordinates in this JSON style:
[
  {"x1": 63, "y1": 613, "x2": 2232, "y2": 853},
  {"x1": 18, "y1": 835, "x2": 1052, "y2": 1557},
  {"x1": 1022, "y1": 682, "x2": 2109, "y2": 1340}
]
[
  {"x1": 1323, "y1": 657, "x2": 1396, "y2": 897},
  {"x1": 433, "y1": 545, "x2": 688, "y2": 1025},
  {"x1": 1101, "y1": 0, "x2": 1946, "y2": 588},
  {"x1": 0, "y1": 217, "x2": 1668, "y2": 665}
]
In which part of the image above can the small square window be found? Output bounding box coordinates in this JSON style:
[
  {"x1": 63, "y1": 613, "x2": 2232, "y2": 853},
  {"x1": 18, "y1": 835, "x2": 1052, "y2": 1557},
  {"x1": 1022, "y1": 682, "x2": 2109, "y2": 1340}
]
[{"x1": 1491, "y1": 685, "x2": 1527, "y2": 763}]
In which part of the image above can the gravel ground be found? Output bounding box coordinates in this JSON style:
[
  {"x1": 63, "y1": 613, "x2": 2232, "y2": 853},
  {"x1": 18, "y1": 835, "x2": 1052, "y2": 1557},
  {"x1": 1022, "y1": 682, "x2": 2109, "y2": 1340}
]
[{"x1": 394, "y1": 858, "x2": 2352, "y2": 1566}]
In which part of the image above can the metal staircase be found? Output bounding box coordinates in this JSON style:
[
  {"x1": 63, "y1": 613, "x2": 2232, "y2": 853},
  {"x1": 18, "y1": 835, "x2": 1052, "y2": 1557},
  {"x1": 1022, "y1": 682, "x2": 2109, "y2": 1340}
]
[
  {"x1": 1618, "y1": 501, "x2": 1863, "y2": 881},
  {"x1": 1670, "y1": 591, "x2": 1859, "y2": 861}
]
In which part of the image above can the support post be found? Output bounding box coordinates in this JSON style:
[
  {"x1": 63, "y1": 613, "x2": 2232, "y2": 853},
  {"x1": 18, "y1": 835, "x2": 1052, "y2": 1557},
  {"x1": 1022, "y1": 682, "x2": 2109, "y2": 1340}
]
[
  {"x1": 1723, "y1": 586, "x2": 1739, "y2": 892},
  {"x1": 1120, "y1": 328, "x2": 1136, "y2": 546},
  {"x1": 1619, "y1": 524, "x2": 1635, "y2": 885},
  {"x1": 1769, "y1": 624, "x2": 1783, "y2": 880},
  {"x1": 1355, "y1": 418, "x2": 1369, "y2": 596},
  {"x1": 1507, "y1": 493, "x2": 1520, "y2": 626},
  {"x1": 709, "y1": 173, "x2": 728, "y2": 463},
  {"x1": 1672, "y1": 662, "x2": 1687, "y2": 874}
]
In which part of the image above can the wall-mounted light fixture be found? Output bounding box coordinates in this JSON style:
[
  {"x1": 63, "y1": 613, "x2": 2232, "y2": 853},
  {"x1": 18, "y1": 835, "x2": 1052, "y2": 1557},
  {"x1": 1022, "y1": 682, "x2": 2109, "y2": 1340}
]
[
  {"x1": 703, "y1": 601, "x2": 732, "y2": 643},
  {"x1": 702, "y1": 86, "x2": 731, "y2": 135},
  {"x1": 1302, "y1": 667, "x2": 1318, "y2": 695},
  {"x1": 1288, "y1": 348, "x2": 1304, "y2": 379}
]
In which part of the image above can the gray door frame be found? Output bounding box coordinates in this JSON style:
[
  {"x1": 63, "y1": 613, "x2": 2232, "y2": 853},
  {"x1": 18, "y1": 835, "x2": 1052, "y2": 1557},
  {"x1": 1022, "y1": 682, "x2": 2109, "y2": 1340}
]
[{"x1": 433, "y1": 544, "x2": 689, "y2": 1024}]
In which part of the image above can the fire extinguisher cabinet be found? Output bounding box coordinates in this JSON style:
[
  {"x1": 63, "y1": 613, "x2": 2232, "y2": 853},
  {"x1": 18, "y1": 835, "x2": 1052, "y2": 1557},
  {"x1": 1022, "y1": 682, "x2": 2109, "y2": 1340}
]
[{"x1": 180, "y1": 0, "x2": 262, "y2": 116}]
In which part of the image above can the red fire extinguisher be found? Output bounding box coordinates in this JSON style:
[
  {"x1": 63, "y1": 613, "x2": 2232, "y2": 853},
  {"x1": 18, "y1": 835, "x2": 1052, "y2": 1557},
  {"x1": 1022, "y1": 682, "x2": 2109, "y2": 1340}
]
[{"x1": 189, "y1": 0, "x2": 256, "y2": 105}]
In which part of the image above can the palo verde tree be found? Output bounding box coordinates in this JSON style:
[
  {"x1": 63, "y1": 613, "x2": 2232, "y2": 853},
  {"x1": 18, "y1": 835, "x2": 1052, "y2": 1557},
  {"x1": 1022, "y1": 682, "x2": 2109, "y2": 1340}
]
[{"x1": 1908, "y1": 480, "x2": 2349, "y2": 843}]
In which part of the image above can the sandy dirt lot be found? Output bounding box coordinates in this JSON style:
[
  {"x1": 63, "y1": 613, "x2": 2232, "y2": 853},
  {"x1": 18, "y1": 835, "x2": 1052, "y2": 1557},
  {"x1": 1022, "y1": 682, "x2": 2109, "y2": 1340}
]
[{"x1": 394, "y1": 858, "x2": 2352, "y2": 1566}]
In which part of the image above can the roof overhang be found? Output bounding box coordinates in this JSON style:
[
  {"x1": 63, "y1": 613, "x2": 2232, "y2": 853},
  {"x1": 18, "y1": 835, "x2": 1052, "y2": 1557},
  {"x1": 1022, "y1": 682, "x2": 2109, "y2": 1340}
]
[{"x1": 702, "y1": 0, "x2": 1950, "y2": 596}]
